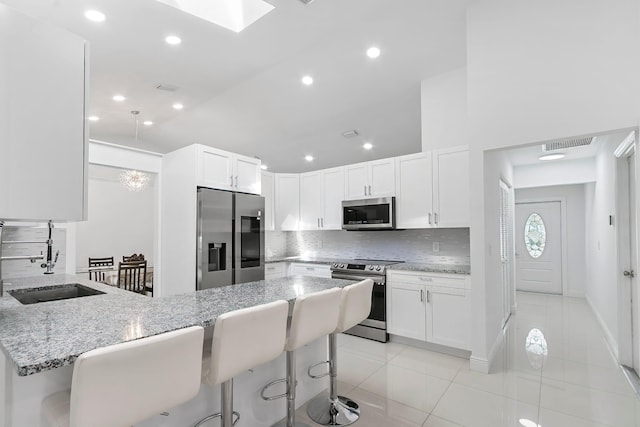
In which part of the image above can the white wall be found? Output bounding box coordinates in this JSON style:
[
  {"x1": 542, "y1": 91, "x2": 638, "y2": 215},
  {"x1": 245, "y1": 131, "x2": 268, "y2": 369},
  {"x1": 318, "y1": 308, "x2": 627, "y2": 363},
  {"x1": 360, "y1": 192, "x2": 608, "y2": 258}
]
[
  {"x1": 585, "y1": 138, "x2": 622, "y2": 351},
  {"x1": 421, "y1": 0, "x2": 640, "y2": 370},
  {"x1": 516, "y1": 184, "x2": 587, "y2": 297},
  {"x1": 75, "y1": 165, "x2": 156, "y2": 269},
  {"x1": 514, "y1": 158, "x2": 596, "y2": 188}
]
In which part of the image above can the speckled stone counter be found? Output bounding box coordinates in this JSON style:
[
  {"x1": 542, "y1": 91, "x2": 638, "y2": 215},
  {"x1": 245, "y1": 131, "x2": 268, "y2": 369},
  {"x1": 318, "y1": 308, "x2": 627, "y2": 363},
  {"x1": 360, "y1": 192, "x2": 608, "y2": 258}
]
[
  {"x1": 387, "y1": 263, "x2": 471, "y2": 275},
  {"x1": 0, "y1": 274, "x2": 352, "y2": 376},
  {"x1": 265, "y1": 256, "x2": 350, "y2": 265}
]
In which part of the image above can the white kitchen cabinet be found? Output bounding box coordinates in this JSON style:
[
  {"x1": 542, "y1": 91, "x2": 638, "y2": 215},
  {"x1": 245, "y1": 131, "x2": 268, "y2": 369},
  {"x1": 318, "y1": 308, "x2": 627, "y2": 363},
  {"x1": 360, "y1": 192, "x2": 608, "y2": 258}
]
[
  {"x1": 299, "y1": 167, "x2": 345, "y2": 230},
  {"x1": 344, "y1": 158, "x2": 395, "y2": 200},
  {"x1": 433, "y1": 147, "x2": 469, "y2": 227},
  {"x1": 288, "y1": 262, "x2": 331, "y2": 278},
  {"x1": 387, "y1": 270, "x2": 470, "y2": 350},
  {"x1": 265, "y1": 262, "x2": 288, "y2": 280},
  {"x1": 261, "y1": 171, "x2": 275, "y2": 231},
  {"x1": 395, "y1": 147, "x2": 469, "y2": 228},
  {"x1": 198, "y1": 145, "x2": 261, "y2": 194},
  {"x1": 275, "y1": 174, "x2": 300, "y2": 230},
  {"x1": 0, "y1": 5, "x2": 87, "y2": 221}
]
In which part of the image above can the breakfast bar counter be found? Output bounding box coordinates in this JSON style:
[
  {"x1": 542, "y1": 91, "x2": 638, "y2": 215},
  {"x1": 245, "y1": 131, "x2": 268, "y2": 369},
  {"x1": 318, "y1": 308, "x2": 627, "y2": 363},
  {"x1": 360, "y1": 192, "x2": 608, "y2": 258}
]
[{"x1": 0, "y1": 274, "x2": 354, "y2": 427}]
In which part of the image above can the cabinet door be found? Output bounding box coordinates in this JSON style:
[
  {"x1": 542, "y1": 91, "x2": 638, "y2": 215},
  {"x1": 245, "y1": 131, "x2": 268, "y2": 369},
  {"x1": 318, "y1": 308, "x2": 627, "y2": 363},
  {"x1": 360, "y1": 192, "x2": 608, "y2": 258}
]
[
  {"x1": 433, "y1": 147, "x2": 469, "y2": 227},
  {"x1": 388, "y1": 282, "x2": 426, "y2": 340},
  {"x1": 234, "y1": 155, "x2": 261, "y2": 194},
  {"x1": 261, "y1": 171, "x2": 275, "y2": 231},
  {"x1": 199, "y1": 147, "x2": 233, "y2": 190},
  {"x1": 0, "y1": 5, "x2": 87, "y2": 221},
  {"x1": 395, "y1": 153, "x2": 433, "y2": 228},
  {"x1": 369, "y1": 158, "x2": 396, "y2": 198},
  {"x1": 275, "y1": 174, "x2": 300, "y2": 230},
  {"x1": 426, "y1": 286, "x2": 469, "y2": 349},
  {"x1": 299, "y1": 171, "x2": 323, "y2": 230},
  {"x1": 322, "y1": 167, "x2": 345, "y2": 229},
  {"x1": 344, "y1": 163, "x2": 369, "y2": 200}
]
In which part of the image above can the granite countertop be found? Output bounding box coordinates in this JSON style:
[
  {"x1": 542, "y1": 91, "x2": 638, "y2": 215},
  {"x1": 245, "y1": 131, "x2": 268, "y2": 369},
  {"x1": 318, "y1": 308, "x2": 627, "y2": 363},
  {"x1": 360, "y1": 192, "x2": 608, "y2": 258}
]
[
  {"x1": 387, "y1": 263, "x2": 471, "y2": 275},
  {"x1": 0, "y1": 274, "x2": 352, "y2": 376},
  {"x1": 265, "y1": 256, "x2": 350, "y2": 265}
]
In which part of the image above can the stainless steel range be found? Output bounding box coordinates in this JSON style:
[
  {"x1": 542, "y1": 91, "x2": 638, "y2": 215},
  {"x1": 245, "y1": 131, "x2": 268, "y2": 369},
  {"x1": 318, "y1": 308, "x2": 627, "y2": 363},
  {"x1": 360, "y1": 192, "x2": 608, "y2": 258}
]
[{"x1": 331, "y1": 259, "x2": 404, "y2": 343}]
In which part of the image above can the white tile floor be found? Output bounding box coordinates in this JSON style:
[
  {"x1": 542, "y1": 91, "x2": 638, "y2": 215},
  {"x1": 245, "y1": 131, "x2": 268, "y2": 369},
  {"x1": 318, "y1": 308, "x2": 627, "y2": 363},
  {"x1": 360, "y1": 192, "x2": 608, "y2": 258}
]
[{"x1": 295, "y1": 292, "x2": 640, "y2": 427}]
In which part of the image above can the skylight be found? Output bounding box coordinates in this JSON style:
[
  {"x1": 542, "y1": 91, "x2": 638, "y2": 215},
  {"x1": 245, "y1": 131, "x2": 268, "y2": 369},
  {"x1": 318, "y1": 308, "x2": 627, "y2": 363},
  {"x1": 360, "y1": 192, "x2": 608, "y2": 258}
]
[{"x1": 156, "y1": 0, "x2": 274, "y2": 33}]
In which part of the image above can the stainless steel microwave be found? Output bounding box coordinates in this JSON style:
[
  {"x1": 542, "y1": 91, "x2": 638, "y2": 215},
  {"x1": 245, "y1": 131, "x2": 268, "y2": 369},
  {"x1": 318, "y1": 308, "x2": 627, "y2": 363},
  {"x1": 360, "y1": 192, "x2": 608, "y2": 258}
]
[{"x1": 342, "y1": 197, "x2": 396, "y2": 230}]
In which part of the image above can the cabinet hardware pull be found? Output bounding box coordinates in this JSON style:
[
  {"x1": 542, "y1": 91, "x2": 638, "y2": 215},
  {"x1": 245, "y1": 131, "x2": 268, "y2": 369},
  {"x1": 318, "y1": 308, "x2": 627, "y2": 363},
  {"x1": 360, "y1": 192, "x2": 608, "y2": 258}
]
[
  {"x1": 321, "y1": 218, "x2": 324, "y2": 228},
  {"x1": 419, "y1": 277, "x2": 433, "y2": 282},
  {"x1": 317, "y1": 218, "x2": 320, "y2": 228},
  {"x1": 434, "y1": 212, "x2": 438, "y2": 225},
  {"x1": 427, "y1": 290, "x2": 431, "y2": 303},
  {"x1": 368, "y1": 185, "x2": 371, "y2": 196},
  {"x1": 420, "y1": 289, "x2": 424, "y2": 302},
  {"x1": 306, "y1": 267, "x2": 314, "y2": 271},
  {"x1": 235, "y1": 176, "x2": 238, "y2": 187},
  {"x1": 364, "y1": 185, "x2": 367, "y2": 196},
  {"x1": 428, "y1": 213, "x2": 432, "y2": 225},
  {"x1": 230, "y1": 175, "x2": 233, "y2": 186}
]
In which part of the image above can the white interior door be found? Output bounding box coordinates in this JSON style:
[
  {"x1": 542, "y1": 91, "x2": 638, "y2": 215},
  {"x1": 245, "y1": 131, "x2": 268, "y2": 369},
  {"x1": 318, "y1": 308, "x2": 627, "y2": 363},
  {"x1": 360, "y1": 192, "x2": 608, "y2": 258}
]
[
  {"x1": 627, "y1": 153, "x2": 640, "y2": 373},
  {"x1": 515, "y1": 201, "x2": 562, "y2": 294}
]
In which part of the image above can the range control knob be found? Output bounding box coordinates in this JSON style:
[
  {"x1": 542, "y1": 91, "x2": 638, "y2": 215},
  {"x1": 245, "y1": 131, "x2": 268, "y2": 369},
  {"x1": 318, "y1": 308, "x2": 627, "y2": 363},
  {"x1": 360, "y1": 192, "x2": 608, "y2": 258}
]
[
  {"x1": 368, "y1": 265, "x2": 374, "y2": 270},
  {"x1": 339, "y1": 264, "x2": 345, "y2": 268},
  {"x1": 332, "y1": 263, "x2": 338, "y2": 268},
  {"x1": 375, "y1": 266, "x2": 381, "y2": 271}
]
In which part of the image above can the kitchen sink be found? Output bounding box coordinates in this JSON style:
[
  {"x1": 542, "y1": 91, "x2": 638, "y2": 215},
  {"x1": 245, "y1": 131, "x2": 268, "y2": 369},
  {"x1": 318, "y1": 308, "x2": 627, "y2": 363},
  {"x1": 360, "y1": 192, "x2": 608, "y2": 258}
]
[{"x1": 8, "y1": 283, "x2": 105, "y2": 305}]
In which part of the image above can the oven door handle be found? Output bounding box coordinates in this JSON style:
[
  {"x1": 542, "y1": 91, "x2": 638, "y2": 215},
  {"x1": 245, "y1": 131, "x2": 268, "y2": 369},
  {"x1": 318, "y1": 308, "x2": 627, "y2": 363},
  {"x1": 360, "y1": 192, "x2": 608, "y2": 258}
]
[{"x1": 331, "y1": 273, "x2": 384, "y2": 283}]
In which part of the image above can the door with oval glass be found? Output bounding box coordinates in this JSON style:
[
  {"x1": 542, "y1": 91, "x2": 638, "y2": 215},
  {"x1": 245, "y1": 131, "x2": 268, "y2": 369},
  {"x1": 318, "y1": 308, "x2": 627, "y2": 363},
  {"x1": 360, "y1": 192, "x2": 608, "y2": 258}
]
[{"x1": 515, "y1": 201, "x2": 562, "y2": 294}]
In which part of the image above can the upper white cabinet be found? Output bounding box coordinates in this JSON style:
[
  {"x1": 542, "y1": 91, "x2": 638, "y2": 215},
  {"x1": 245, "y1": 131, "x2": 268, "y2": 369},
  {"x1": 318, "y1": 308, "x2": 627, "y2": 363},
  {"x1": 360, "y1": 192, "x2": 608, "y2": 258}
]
[
  {"x1": 395, "y1": 147, "x2": 469, "y2": 228},
  {"x1": 261, "y1": 171, "x2": 275, "y2": 231},
  {"x1": 433, "y1": 147, "x2": 470, "y2": 228},
  {"x1": 275, "y1": 174, "x2": 300, "y2": 230},
  {"x1": 345, "y1": 158, "x2": 395, "y2": 200},
  {"x1": 0, "y1": 5, "x2": 87, "y2": 221},
  {"x1": 299, "y1": 167, "x2": 345, "y2": 230},
  {"x1": 198, "y1": 145, "x2": 261, "y2": 194}
]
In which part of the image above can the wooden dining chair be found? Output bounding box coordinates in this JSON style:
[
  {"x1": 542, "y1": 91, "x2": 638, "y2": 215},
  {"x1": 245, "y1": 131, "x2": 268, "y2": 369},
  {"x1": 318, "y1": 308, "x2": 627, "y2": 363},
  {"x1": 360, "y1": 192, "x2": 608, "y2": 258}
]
[
  {"x1": 117, "y1": 260, "x2": 148, "y2": 295},
  {"x1": 88, "y1": 257, "x2": 114, "y2": 282},
  {"x1": 123, "y1": 253, "x2": 145, "y2": 262}
]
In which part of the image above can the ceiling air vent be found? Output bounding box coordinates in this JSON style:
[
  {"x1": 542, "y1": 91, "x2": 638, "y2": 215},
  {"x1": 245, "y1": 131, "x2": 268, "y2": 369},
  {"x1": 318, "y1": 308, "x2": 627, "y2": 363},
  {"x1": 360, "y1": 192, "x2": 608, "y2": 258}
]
[
  {"x1": 299, "y1": 0, "x2": 315, "y2": 4},
  {"x1": 342, "y1": 130, "x2": 359, "y2": 139},
  {"x1": 542, "y1": 136, "x2": 595, "y2": 152},
  {"x1": 155, "y1": 83, "x2": 179, "y2": 92}
]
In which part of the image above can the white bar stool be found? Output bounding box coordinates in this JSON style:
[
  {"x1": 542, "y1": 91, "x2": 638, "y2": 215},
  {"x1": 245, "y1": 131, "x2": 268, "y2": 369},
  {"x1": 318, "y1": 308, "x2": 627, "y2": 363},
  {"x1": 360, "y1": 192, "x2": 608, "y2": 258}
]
[
  {"x1": 194, "y1": 299, "x2": 290, "y2": 427},
  {"x1": 42, "y1": 326, "x2": 204, "y2": 427},
  {"x1": 306, "y1": 279, "x2": 374, "y2": 425},
  {"x1": 261, "y1": 287, "x2": 343, "y2": 427}
]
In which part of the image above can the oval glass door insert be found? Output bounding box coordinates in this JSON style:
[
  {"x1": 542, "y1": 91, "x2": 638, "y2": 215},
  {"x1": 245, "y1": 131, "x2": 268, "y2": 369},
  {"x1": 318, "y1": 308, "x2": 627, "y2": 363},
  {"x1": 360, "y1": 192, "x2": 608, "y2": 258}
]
[{"x1": 524, "y1": 213, "x2": 546, "y2": 258}]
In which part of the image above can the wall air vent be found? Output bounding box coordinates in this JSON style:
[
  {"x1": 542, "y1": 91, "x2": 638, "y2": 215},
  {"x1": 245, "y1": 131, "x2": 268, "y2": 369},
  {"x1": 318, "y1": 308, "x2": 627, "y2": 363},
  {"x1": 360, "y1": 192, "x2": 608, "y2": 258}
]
[
  {"x1": 342, "y1": 130, "x2": 359, "y2": 138},
  {"x1": 542, "y1": 137, "x2": 595, "y2": 152},
  {"x1": 155, "y1": 83, "x2": 179, "y2": 92}
]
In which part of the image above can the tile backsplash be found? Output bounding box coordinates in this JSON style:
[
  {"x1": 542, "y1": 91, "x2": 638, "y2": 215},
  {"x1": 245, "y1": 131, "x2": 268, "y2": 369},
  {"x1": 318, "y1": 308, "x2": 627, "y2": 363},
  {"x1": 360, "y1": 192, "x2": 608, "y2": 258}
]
[
  {"x1": 1, "y1": 224, "x2": 67, "y2": 279},
  {"x1": 266, "y1": 228, "x2": 470, "y2": 265}
]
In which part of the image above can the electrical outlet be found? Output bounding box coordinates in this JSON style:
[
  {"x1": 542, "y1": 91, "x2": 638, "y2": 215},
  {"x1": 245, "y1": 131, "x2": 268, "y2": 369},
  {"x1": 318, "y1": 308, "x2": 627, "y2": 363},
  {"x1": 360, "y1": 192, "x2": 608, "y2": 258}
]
[{"x1": 432, "y1": 241, "x2": 439, "y2": 252}]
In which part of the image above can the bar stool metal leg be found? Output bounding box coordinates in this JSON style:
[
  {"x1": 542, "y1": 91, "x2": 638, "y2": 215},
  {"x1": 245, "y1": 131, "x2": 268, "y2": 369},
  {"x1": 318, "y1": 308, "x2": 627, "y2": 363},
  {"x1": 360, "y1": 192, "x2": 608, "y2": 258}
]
[
  {"x1": 272, "y1": 350, "x2": 311, "y2": 427},
  {"x1": 306, "y1": 334, "x2": 360, "y2": 426},
  {"x1": 194, "y1": 379, "x2": 240, "y2": 427}
]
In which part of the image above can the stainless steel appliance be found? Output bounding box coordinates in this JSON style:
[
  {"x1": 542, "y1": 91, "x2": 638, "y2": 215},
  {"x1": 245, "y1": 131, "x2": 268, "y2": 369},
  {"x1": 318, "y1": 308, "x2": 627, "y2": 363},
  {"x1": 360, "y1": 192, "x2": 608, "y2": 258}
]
[
  {"x1": 196, "y1": 188, "x2": 265, "y2": 290},
  {"x1": 330, "y1": 259, "x2": 403, "y2": 342},
  {"x1": 341, "y1": 197, "x2": 396, "y2": 230}
]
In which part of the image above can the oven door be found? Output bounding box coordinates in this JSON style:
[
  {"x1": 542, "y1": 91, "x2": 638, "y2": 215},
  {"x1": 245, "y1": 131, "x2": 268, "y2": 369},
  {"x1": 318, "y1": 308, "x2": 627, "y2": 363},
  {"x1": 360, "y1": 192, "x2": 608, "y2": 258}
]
[{"x1": 330, "y1": 272, "x2": 386, "y2": 329}]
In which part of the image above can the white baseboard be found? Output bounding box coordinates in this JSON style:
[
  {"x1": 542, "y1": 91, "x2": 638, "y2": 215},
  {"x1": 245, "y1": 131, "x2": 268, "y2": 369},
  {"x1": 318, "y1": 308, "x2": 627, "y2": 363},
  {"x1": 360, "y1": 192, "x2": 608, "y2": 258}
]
[
  {"x1": 388, "y1": 335, "x2": 471, "y2": 359},
  {"x1": 586, "y1": 295, "x2": 619, "y2": 360},
  {"x1": 470, "y1": 319, "x2": 509, "y2": 374}
]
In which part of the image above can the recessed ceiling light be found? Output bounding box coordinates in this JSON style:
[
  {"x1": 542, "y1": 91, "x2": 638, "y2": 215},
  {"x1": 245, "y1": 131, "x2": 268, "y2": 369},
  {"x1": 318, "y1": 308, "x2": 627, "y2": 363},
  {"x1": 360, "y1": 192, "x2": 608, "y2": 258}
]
[
  {"x1": 363, "y1": 142, "x2": 373, "y2": 150},
  {"x1": 87, "y1": 116, "x2": 100, "y2": 122},
  {"x1": 165, "y1": 35, "x2": 182, "y2": 45},
  {"x1": 260, "y1": 164, "x2": 268, "y2": 170},
  {"x1": 304, "y1": 155, "x2": 314, "y2": 162},
  {"x1": 112, "y1": 95, "x2": 126, "y2": 102},
  {"x1": 143, "y1": 120, "x2": 153, "y2": 126},
  {"x1": 366, "y1": 46, "x2": 381, "y2": 58},
  {"x1": 301, "y1": 75, "x2": 314, "y2": 86},
  {"x1": 84, "y1": 10, "x2": 106, "y2": 22},
  {"x1": 172, "y1": 103, "x2": 184, "y2": 110},
  {"x1": 539, "y1": 153, "x2": 565, "y2": 161}
]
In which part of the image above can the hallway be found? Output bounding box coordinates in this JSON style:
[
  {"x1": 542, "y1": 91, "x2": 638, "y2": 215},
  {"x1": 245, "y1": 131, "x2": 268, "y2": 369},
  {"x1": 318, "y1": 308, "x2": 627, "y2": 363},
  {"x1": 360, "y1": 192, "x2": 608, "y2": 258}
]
[{"x1": 295, "y1": 292, "x2": 640, "y2": 426}]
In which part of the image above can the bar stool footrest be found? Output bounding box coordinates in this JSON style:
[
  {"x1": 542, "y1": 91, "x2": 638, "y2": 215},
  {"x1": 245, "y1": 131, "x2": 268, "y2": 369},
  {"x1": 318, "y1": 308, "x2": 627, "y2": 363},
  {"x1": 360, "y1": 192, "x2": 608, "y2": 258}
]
[
  {"x1": 306, "y1": 394, "x2": 360, "y2": 426},
  {"x1": 260, "y1": 378, "x2": 297, "y2": 401},
  {"x1": 193, "y1": 411, "x2": 240, "y2": 427},
  {"x1": 307, "y1": 360, "x2": 330, "y2": 379}
]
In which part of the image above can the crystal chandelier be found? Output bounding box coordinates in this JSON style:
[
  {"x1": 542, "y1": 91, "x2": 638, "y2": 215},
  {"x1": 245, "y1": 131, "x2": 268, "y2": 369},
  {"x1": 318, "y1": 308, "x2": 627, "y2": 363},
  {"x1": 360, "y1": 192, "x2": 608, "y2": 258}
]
[{"x1": 120, "y1": 110, "x2": 150, "y2": 192}]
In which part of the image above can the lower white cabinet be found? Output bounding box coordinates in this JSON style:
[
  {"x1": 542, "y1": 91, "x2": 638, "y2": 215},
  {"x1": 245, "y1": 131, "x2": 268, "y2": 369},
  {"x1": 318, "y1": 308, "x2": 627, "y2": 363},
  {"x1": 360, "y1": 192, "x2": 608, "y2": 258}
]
[
  {"x1": 265, "y1": 262, "x2": 288, "y2": 280},
  {"x1": 387, "y1": 270, "x2": 470, "y2": 350},
  {"x1": 288, "y1": 262, "x2": 331, "y2": 278}
]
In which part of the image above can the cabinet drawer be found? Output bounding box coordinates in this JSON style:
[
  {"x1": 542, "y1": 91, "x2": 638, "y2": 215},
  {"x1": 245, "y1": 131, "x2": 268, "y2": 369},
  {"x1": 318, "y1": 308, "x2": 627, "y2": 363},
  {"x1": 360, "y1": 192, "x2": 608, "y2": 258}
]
[
  {"x1": 265, "y1": 262, "x2": 287, "y2": 279},
  {"x1": 387, "y1": 271, "x2": 468, "y2": 289},
  {"x1": 288, "y1": 263, "x2": 331, "y2": 278}
]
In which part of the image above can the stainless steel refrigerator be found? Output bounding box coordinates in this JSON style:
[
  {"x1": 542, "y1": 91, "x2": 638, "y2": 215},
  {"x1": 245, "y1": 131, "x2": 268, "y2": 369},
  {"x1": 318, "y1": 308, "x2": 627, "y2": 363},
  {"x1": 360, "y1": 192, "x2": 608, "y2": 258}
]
[{"x1": 196, "y1": 187, "x2": 265, "y2": 290}]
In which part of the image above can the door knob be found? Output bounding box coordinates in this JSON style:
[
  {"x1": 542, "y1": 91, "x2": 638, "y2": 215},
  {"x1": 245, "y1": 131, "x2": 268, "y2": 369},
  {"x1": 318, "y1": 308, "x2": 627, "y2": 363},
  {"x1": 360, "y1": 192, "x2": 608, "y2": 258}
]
[{"x1": 624, "y1": 270, "x2": 635, "y2": 278}]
